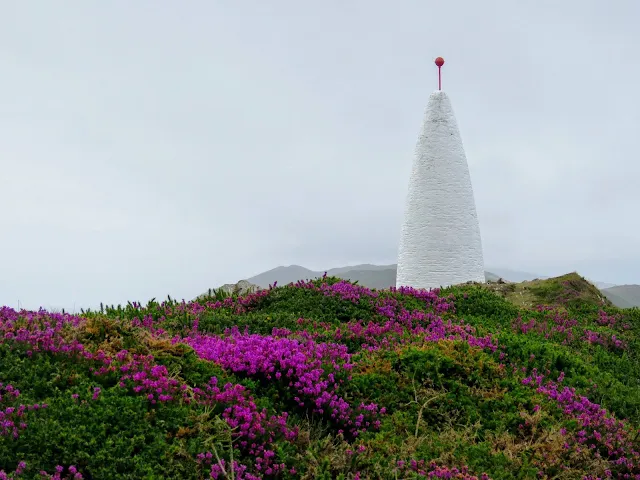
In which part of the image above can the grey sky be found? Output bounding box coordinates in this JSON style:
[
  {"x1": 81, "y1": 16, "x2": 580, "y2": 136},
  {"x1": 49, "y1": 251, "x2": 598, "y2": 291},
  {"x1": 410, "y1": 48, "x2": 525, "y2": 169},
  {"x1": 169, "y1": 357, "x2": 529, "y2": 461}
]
[{"x1": 2, "y1": 1, "x2": 639, "y2": 311}]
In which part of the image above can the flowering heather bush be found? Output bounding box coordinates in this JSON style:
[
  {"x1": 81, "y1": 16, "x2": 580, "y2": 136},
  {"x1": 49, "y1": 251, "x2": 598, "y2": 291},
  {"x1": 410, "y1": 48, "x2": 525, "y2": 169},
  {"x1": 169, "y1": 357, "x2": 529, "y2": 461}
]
[
  {"x1": 396, "y1": 460, "x2": 491, "y2": 479},
  {"x1": 512, "y1": 307, "x2": 578, "y2": 344},
  {"x1": 0, "y1": 461, "x2": 26, "y2": 480},
  {"x1": 0, "y1": 308, "x2": 297, "y2": 477},
  {"x1": 0, "y1": 306, "x2": 85, "y2": 355},
  {"x1": 596, "y1": 310, "x2": 621, "y2": 328},
  {"x1": 0, "y1": 383, "x2": 24, "y2": 439},
  {"x1": 511, "y1": 306, "x2": 632, "y2": 356},
  {"x1": 521, "y1": 369, "x2": 640, "y2": 476},
  {"x1": 37, "y1": 465, "x2": 84, "y2": 480},
  {"x1": 0, "y1": 383, "x2": 46, "y2": 440},
  {"x1": 1, "y1": 274, "x2": 640, "y2": 479},
  {"x1": 293, "y1": 310, "x2": 497, "y2": 354},
  {"x1": 184, "y1": 329, "x2": 383, "y2": 436},
  {"x1": 582, "y1": 329, "x2": 627, "y2": 350}
]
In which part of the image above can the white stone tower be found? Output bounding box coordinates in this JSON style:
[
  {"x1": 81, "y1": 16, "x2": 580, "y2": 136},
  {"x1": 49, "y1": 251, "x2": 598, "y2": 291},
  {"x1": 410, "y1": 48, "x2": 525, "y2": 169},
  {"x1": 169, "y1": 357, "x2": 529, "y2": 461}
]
[{"x1": 396, "y1": 57, "x2": 485, "y2": 289}]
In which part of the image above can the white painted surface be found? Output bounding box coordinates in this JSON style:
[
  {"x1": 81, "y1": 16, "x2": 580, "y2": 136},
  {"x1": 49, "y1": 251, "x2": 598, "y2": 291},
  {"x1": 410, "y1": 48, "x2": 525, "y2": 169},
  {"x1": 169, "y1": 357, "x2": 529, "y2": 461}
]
[{"x1": 396, "y1": 90, "x2": 485, "y2": 289}]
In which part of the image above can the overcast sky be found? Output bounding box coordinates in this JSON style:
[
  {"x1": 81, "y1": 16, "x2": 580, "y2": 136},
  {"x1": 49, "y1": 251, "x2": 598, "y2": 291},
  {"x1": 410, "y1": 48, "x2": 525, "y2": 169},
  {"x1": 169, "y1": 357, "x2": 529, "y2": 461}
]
[{"x1": 2, "y1": 1, "x2": 639, "y2": 311}]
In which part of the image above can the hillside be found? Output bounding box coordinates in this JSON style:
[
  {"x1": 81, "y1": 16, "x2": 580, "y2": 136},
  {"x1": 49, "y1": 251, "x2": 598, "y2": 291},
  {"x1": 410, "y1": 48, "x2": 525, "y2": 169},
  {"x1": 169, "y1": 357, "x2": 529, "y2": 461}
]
[
  {"x1": 2, "y1": 273, "x2": 640, "y2": 479},
  {"x1": 481, "y1": 272, "x2": 613, "y2": 308}
]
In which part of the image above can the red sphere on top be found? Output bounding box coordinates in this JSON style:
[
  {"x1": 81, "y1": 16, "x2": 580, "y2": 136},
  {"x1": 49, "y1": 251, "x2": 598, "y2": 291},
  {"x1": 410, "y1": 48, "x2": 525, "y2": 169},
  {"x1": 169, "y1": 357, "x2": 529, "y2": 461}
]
[{"x1": 435, "y1": 57, "x2": 445, "y2": 67}]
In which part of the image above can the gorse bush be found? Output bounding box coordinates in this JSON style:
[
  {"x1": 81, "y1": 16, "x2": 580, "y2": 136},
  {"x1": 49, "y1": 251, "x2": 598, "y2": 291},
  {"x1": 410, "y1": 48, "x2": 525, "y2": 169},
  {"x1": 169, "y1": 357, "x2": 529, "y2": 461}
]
[{"x1": 1, "y1": 276, "x2": 640, "y2": 479}]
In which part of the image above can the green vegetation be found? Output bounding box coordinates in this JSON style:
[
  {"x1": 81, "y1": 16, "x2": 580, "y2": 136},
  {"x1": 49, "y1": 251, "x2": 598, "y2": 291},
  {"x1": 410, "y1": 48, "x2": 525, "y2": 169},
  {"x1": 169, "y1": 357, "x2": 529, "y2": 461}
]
[{"x1": 1, "y1": 273, "x2": 639, "y2": 479}]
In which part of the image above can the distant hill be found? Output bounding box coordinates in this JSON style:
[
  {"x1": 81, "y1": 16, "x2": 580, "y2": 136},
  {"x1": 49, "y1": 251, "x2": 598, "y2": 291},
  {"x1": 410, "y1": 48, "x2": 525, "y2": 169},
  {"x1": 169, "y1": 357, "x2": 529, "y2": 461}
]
[
  {"x1": 485, "y1": 268, "x2": 546, "y2": 283},
  {"x1": 208, "y1": 264, "x2": 634, "y2": 307},
  {"x1": 326, "y1": 264, "x2": 395, "y2": 275},
  {"x1": 245, "y1": 265, "x2": 318, "y2": 288},
  {"x1": 601, "y1": 285, "x2": 640, "y2": 308},
  {"x1": 243, "y1": 265, "x2": 542, "y2": 290},
  {"x1": 327, "y1": 268, "x2": 397, "y2": 290}
]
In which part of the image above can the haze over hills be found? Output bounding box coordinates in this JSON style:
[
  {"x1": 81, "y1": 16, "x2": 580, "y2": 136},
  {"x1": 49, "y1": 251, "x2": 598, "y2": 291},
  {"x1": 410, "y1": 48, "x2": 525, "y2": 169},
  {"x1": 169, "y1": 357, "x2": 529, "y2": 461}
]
[
  {"x1": 242, "y1": 265, "x2": 532, "y2": 290},
  {"x1": 600, "y1": 285, "x2": 640, "y2": 309},
  {"x1": 487, "y1": 268, "x2": 547, "y2": 283},
  {"x1": 232, "y1": 264, "x2": 640, "y2": 309}
]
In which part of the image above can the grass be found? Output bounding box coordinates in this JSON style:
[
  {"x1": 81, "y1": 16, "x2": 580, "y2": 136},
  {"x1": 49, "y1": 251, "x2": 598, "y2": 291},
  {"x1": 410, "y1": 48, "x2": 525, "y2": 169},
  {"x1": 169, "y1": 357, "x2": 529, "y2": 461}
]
[{"x1": 483, "y1": 272, "x2": 612, "y2": 309}]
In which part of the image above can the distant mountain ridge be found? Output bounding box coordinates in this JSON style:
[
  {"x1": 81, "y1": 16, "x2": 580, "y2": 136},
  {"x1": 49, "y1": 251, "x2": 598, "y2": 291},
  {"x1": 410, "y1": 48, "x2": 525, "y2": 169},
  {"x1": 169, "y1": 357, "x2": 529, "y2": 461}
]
[
  {"x1": 230, "y1": 265, "x2": 639, "y2": 309},
  {"x1": 242, "y1": 264, "x2": 540, "y2": 290},
  {"x1": 197, "y1": 264, "x2": 639, "y2": 309},
  {"x1": 600, "y1": 285, "x2": 640, "y2": 308}
]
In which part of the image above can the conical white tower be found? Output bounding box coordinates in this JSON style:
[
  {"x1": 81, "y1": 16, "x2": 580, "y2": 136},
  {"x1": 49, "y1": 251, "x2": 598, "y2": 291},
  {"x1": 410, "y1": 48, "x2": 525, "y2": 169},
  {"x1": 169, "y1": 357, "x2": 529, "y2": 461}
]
[{"x1": 396, "y1": 59, "x2": 484, "y2": 289}]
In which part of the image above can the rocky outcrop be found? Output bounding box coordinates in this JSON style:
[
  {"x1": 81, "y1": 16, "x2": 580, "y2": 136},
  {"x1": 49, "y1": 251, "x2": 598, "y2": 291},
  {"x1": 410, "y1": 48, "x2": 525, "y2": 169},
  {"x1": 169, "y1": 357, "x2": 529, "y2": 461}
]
[{"x1": 195, "y1": 280, "x2": 262, "y2": 300}]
